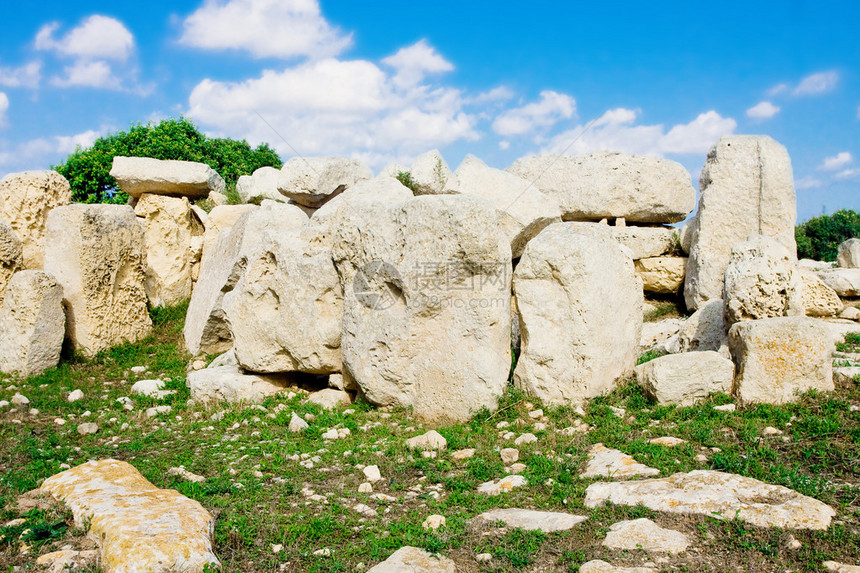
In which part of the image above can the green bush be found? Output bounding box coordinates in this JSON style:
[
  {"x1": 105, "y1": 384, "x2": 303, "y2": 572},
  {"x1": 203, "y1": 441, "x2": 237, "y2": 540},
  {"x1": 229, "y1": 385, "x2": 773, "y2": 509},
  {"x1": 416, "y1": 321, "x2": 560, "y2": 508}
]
[
  {"x1": 795, "y1": 209, "x2": 860, "y2": 261},
  {"x1": 53, "y1": 117, "x2": 282, "y2": 204}
]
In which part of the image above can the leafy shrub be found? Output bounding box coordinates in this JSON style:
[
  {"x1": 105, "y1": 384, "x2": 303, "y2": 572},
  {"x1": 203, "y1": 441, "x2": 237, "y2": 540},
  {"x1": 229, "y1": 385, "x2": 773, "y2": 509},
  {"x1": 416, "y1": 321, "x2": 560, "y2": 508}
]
[{"x1": 795, "y1": 209, "x2": 860, "y2": 261}]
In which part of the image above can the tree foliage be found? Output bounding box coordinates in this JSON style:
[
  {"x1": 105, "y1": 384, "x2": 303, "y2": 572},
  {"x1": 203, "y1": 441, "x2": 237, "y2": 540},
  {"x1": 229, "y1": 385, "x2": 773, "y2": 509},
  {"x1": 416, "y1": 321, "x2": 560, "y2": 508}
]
[
  {"x1": 53, "y1": 117, "x2": 282, "y2": 204},
  {"x1": 795, "y1": 209, "x2": 860, "y2": 261}
]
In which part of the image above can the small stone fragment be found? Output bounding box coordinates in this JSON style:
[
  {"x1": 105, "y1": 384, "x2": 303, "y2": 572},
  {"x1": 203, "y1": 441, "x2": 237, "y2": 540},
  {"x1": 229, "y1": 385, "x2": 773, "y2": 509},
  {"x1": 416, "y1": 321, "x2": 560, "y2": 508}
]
[
  {"x1": 422, "y1": 514, "x2": 445, "y2": 530},
  {"x1": 76, "y1": 422, "x2": 98, "y2": 436}
]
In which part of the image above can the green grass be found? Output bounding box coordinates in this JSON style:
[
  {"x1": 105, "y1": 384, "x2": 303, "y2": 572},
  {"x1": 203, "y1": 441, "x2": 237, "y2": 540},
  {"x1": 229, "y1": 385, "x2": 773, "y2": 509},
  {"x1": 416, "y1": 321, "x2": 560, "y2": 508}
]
[{"x1": 837, "y1": 332, "x2": 860, "y2": 354}]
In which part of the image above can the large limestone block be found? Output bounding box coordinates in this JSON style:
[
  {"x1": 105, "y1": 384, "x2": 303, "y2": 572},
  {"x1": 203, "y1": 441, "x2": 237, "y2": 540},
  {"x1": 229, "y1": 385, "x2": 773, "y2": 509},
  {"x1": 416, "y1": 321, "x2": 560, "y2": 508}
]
[
  {"x1": 110, "y1": 156, "x2": 225, "y2": 198},
  {"x1": 134, "y1": 194, "x2": 200, "y2": 307},
  {"x1": 312, "y1": 176, "x2": 413, "y2": 225},
  {"x1": 409, "y1": 149, "x2": 457, "y2": 195},
  {"x1": 635, "y1": 256, "x2": 686, "y2": 293},
  {"x1": 187, "y1": 365, "x2": 294, "y2": 404},
  {"x1": 798, "y1": 270, "x2": 843, "y2": 317},
  {"x1": 838, "y1": 238, "x2": 860, "y2": 268},
  {"x1": 506, "y1": 152, "x2": 695, "y2": 223},
  {"x1": 677, "y1": 299, "x2": 729, "y2": 356},
  {"x1": 184, "y1": 201, "x2": 307, "y2": 355},
  {"x1": 685, "y1": 135, "x2": 797, "y2": 310},
  {"x1": 0, "y1": 271, "x2": 64, "y2": 376},
  {"x1": 513, "y1": 223, "x2": 642, "y2": 406},
  {"x1": 40, "y1": 459, "x2": 220, "y2": 572},
  {"x1": 236, "y1": 166, "x2": 283, "y2": 203},
  {"x1": 224, "y1": 226, "x2": 342, "y2": 374},
  {"x1": 367, "y1": 546, "x2": 455, "y2": 573},
  {"x1": 0, "y1": 170, "x2": 71, "y2": 269},
  {"x1": 201, "y1": 204, "x2": 258, "y2": 257},
  {"x1": 44, "y1": 205, "x2": 152, "y2": 358},
  {"x1": 728, "y1": 316, "x2": 833, "y2": 404},
  {"x1": 610, "y1": 226, "x2": 677, "y2": 260},
  {"x1": 585, "y1": 470, "x2": 835, "y2": 530},
  {"x1": 636, "y1": 351, "x2": 734, "y2": 405},
  {"x1": 278, "y1": 156, "x2": 373, "y2": 208},
  {"x1": 723, "y1": 235, "x2": 800, "y2": 326},
  {"x1": 0, "y1": 220, "x2": 23, "y2": 308},
  {"x1": 333, "y1": 195, "x2": 511, "y2": 425},
  {"x1": 446, "y1": 154, "x2": 562, "y2": 257},
  {"x1": 816, "y1": 268, "x2": 860, "y2": 297}
]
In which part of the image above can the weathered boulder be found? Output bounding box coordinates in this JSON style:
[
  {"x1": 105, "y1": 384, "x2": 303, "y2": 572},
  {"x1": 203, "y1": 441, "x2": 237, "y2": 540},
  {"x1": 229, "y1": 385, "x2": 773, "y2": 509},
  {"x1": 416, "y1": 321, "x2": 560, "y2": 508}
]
[
  {"x1": 278, "y1": 156, "x2": 373, "y2": 208},
  {"x1": 201, "y1": 204, "x2": 258, "y2": 257},
  {"x1": 187, "y1": 365, "x2": 294, "y2": 404},
  {"x1": 409, "y1": 149, "x2": 457, "y2": 195},
  {"x1": 333, "y1": 195, "x2": 511, "y2": 425},
  {"x1": 0, "y1": 271, "x2": 64, "y2": 376},
  {"x1": 444, "y1": 154, "x2": 562, "y2": 257},
  {"x1": 474, "y1": 509, "x2": 586, "y2": 533},
  {"x1": 110, "y1": 156, "x2": 225, "y2": 198},
  {"x1": 367, "y1": 546, "x2": 455, "y2": 573},
  {"x1": 610, "y1": 226, "x2": 678, "y2": 260},
  {"x1": 0, "y1": 221, "x2": 23, "y2": 308},
  {"x1": 306, "y1": 388, "x2": 352, "y2": 410},
  {"x1": 44, "y1": 205, "x2": 152, "y2": 358},
  {"x1": 603, "y1": 518, "x2": 690, "y2": 554},
  {"x1": 677, "y1": 299, "x2": 729, "y2": 356},
  {"x1": 636, "y1": 351, "x2": 734, "y2": 406},
  {"x1": 816, "y1": 268, "x2": 860, "y2": 297},
  {"x1": 405, "y1": 430, "x2": 447, "y2": 451},
  {"x1": 0, "y1": 170, "x2": 71, "y2": 268},
  {"x1": 728, "y1": 316, "x2": 833, "y2": 404},
  {"x1": 838, "y1": 238, "x2": 860, "y2": 268},
  {"x1": 184, "y1": 201, "x2": 307, "y2": 355},
  {"x1": 312, "y1": 176, "x2": 413, "y2": 225},
  {"x1": 42, "y1": 460, "x2": 219, "y2": 572},
  {"x1": 506, "y1": 152, "x2": 695, "y2": 223},
  {"x1": 722, "y1": 235, "x2": 800, "y2": 326},
  {"x1": 684, "y1": 135, "x2": 797, "y2": 310},
  {"x1": 585, "y1": 470, "x2": 835, "y2": 530},
  {"x1": 635, "y1": 256, "x2": 686, "y2": 293},
  {"x1": 236, "y1": 166, "x2": 283, "y2": 203},
  {"x1": 134, "y1": 194, "x2": 201, "y2": 307},
  {"x1": 797, "y1": 270, "x2": 843, "y2": 317},
  {"x1": 580, "y1": 444, "x2": 659, "y2": 479},
  {"x1": 513, "y1": 223, "x2": 642, "y2": 406}
]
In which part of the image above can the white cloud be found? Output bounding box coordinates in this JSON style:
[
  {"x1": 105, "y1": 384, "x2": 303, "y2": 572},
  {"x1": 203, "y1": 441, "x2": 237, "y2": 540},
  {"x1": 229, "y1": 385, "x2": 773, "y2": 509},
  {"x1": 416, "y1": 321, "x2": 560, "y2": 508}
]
[
  {"x1": 0, "y1": 61, "x2": 41, "y2": 89},
  {"x1": 542, "y1": 109, "x2": 736, "y2": 156},
  {"x1": 835, "y1": 168, "x2": 860, "y2": 180},
  {"x1": 793, "y1": 70, "x2": 839, "y2": 96},
  {"x1": 491, "y1": 90, "x2": 576, "y2": 136},
  {"x1": 767, "y1": 83, "x2": 789, "y2": 97},
  {"x1": 746, "y1": 101, "x2": 780, "y2": 120},
  {"x1": 179, "y1": 0, "x2": 351, "y2": 59},
  {"x1": 0, "y1": 93, "x2": 8, "y2": 128},
  {"x1": 0, "y1": 128, "x2": 104, "y2": 172},
  {"x1": 35, "y1": 16, "x2": 134, "y2": 62},
  {"x1": 465, "y1": 86, "x2": 514, "y2": 105},
  {"x1": 51, "y1": 60, "x2": 118, "y2": 89},
  {"x1": 795, "y1": 176, "x2": 823, "y2": 190},
  {"x1": 382, "y1": 40, "x2": 454, "y2": 89},
  {"x1": 818, "y1": 151, "x2": 852, "y2": 171}
]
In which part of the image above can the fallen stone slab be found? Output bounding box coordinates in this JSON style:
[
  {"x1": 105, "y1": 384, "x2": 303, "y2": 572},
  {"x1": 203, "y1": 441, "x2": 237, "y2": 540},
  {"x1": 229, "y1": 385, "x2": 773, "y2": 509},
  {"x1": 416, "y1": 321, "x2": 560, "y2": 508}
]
[
  {"x1": 580, "y1": 560, "x2": 657, "y2": 573},
  {"x1": 584, "y1": 470, "x2": 835, "y2": 530},
  {"x1": 187, "y1": 365, "x2": 294, "y2": 404},
  {"x1": 610, "y1": 225, "x2": 677, "y2": 260},
  {"x1": 110, "y1": 156, "x2": 225, "y2": 198},
  {"x1": 581, "y1": 444, "x2": 659, "y2": 479},
  {"x1": 636, "y1": 351, "x2": 734, "y2": 406},
  {"x1": 817, "y1": 268, "x2": 860, "y2": 297},
  {"x1": 40, "y1": 459, "x2": 219, "y2": 572},
  {"x1": 475, "y1": 508, "x2": 587, "y2": 533},
  {"x1": 367, "y1": 546, "x2": 455, "y2": 573},
  {"x1": 602, "y1": 518, "x2": 690, "y2": 553}
]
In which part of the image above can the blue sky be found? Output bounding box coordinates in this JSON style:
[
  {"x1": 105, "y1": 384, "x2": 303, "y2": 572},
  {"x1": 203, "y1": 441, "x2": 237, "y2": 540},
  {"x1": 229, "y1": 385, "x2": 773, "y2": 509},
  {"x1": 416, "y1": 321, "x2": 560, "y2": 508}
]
[{"x1": 0, "y1": 0, "x2": 857, "y2": 221}]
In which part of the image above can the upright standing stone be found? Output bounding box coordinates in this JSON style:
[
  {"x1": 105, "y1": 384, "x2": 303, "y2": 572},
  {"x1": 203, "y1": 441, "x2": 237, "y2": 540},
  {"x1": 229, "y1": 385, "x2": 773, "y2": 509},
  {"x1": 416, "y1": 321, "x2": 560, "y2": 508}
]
[
  {"x1": 513, "y1": 223, "x2": 642, "y2": 405},
  {"x1": 0, "y1": 221, "x2": 23, "y2": 308},
  {"x1": 0, "y1": 170, "x2": 71, "y2": 269},
  {"x1": 685, "y1": 136, "x2": 796, "y2": 310},
  {"x1": 44, "y1": 205, "x2": 152, "y2": 358},
  {"x1": 333, "y1": 195, "x2": 511, "y2": 425},
  {"x1": 110, "y1": 156, "x2": 225, "y2": 198},
  {"x1": 838, "y1": 238, "x2": 860, "y2": 268},
  {"x1": 0, "y1": 271, "x2": 65, "y2": 376},
  {"x1": 201, "y1": 204, "x2": 259, "y2": 257}
]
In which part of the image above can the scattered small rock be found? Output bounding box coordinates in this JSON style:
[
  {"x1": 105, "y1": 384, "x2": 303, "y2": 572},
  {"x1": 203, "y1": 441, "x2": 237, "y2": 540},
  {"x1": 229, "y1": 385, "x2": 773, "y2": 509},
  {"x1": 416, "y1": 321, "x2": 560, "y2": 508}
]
[
  {"x1": 76, "y1": 422, "x2": 98, "y2": 436},
  {"x1": 168, "y1": 466, "x2": 206, "y2": 483},
  {"x1": 422, "y1": 514, "x2": 445, "y2": 530},
  {"x1": 11, "y1": 393, "x2": 29, "y2": 406},
  {"x1": 514, "y1": 433, "x2": 537, "y2": 446},
  {"x1": 363, "y1": 465, "x2": 382, "y2": 483},
  {"x1": 713, "y1": 404, "x2": 736, "y2": 412},
  {"x1": 358, "y1": 482, "x2": 373, "y2": 493},
  {"x1": 500, "y1": 448, "x2": 519, "y2": 465},
  {"x1": 451, "y1": 448, "x2": 475, "y2": 460},
  {"x1": 405, "y1": 430, "x2": 447, "y2": 451},
  {"x1": 288, "y1": 412, "x2": 309, "y2": 433},
  {"x1": 477, "y1": 475, "x2": 527, "y2": 496},
  {"x1": 67, "y1": 389, "x2": 84, "y2": 403},
  {"x1": 648, "y1": 436, "x2": 686, "y2": 447}
]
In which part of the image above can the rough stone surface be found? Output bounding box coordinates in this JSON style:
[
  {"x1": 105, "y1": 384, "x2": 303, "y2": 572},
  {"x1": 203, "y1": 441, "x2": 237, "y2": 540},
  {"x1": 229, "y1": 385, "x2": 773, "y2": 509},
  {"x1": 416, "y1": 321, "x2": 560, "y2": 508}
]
[
  {"x1": 405, "y1": 430, "x2": 447, "y2": 451},
  {"x1": 824, "y1": 562, "x2": 860, "y2": 573},
  {"x1": 306, "y1": 388, "x2": 351, "y2": 410},
  {"x1": 0, "y1": 221, "x2": 23, "y2": 308},
  {"x1": 635, "y1": 256, "x2": 686, "y2": 293},
  {"x1": 0, "y1": 271, "x2": 64, "y2": 376},
  {"x1": 798, "y1": 270, "x2": 843, "y2": 317},
  {"x1": 201, "y1": 205, "x2": 257, "y2": 258},
  {"x1": 44, "y1": 205, "x2": 152, "y2": 358},
  {"x1": 838, "y1": 238, "x2": 860, "y2": 268},
  {"x1": 134, "y1": 194, "x2": 201, "y2": 307},
  {"x1": 236, "y1": 166, "x2": 283, "y2": 203},
  {"x1": 677, "y1": 299, "x2": 729, "y2": 356},
  {"x1": 477, "y1": 475, "x2": 528, "y2": 496},
  {"x1": 684, "y1": 136, "x2": 797, "y2": 310},
  {"x1": 0, "y1": 170, "x2": 71, "y2": 269},
  {"x1": 636, "y1": 351, "x2": 734, "y2": 406},
  {"x1": 367, "y1": 546, "x2": 455, "y2": 573},
  {"x1": 41, "y1": 459, "x2": 219, "y2": 572},
  {"x1": 603, "y1": 518, "x2": 690, "y2": 553},
  {"x1": 409, "y1": 149, "x2": 457, "y2": 195},
  {"x1": 36, "y1": 549, "x2": 99, "y2": 573},
  {"x1": 475, "y1": 509, "x2": 586, "y2": 533},
  {"x1": 640, "y1": 319, "x2": 684, "y2": 351},
  {"x1": 585, "y1": 469, "x2": 835, "y2": 530},
  {"x1": 187, "y1": 365, "x2": 293, "y2": 404},
  {"x1": 312, "y1": 176, "x2": 413, "y2": 224},
  {"x1": 579, "y1": 561, "x2": 657, "y2": 573},
  {"x1": 110, "y1": 156, "x2": 225, "y2": 199},
  {"x1": 446, "y1": 154, "x2": 562, "y2": 257},
  {"x1": 278, "y1": 157, "x2": 373, "y2": 208},
  {"x1": 722, "y1": 235, "x2": 800, "y2": 326},
  {"x1": 513, "y1": 223, "x2": 642, "y2": 406},
  {"x1": 581, "y1": 444, "x2": 660, "y2": 479},
  {"x1": 729, "y1": 317, "x2": 833, "y2": 405},
  {"x1": 224, "y1": 226, "x2": 342, "y2": 374},
  {"x1": 184, "y1": 201, "x2": 307, "y2": 356},
  {"x1": 333, "y1": 195, "x2": 511, "y2": 425},
  {"x1": 610, "y1": 226, "x2": 678, "y2": 260},
  {"x1": 816, "y1": 268, "x2": 860, "y2": 297},
  {"x1": 506, "y1": 152, "x2": 695, "y2": 223}
]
